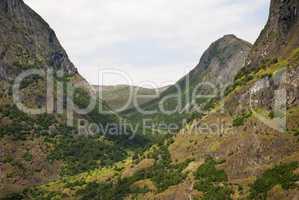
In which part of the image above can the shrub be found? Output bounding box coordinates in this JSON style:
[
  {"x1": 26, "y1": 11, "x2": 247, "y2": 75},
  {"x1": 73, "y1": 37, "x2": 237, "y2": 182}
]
[
  {"x1": 225, "y1": 74, "x2": 254, "y2": 96},
  {"x1": 232, "y1": 111, "x2": 252, "y2": 127},
  {"x1": 48, "y1": 135, "x2": 127, "y2": 176},
  {"x1": 194, "y1": 158, "x2": 228, "y2": 183},
  {"x1": 23, "y1": 152, "x2": 33, "y2": 162},
  {"x1": 1, "y1": 193, "x2": 24, "y2": 200},
  {"x1": 194, "y1": 157, "x2": 231, "y2": 200},
  {"x1": 268, "y1": 111, "x2": 274, "y2": 119},
  {"x1": 250, "y1": 162, "x2": 299, "y2": 200}
]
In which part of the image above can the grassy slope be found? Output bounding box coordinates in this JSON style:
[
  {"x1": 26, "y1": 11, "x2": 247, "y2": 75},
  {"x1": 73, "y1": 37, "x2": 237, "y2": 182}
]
[{"x1": 93, "y1": 85, "x2": 168, "y2": 111}]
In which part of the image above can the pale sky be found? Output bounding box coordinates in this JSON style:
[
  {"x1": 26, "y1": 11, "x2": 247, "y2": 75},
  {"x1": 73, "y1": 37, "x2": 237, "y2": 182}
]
[{"x1": 24, "y1": 0, "x2": 270, "y2": 87}]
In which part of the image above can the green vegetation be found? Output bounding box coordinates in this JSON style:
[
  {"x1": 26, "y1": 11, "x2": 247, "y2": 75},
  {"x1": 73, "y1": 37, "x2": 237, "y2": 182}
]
[
  {"x1": 13, "y1": 140, "x2": 187, "y2": 199},
  {"x1": 22, "y1": 151, "x2": 33, "y2": 162},
  {"x1": 0, "y1": 105, "x2": 34, "y2": 139},
  {"x1": 18, "y1": 189, "x2": 62, "y2": 200},
  {"x1": 73, "y1": 88, "x2": 117, "y2": 124},
  {"x1": 0, "y1": 105, "x2": 64, "y2": 139},
  {"x1": 225, "y1": 73, "x2": 255, "y2": 96},
  {"x1": 78, "y1": 182, "x2": 118, "y2": 200},
  {"x1": 250, "y1": 162, "x2": 299, "y2": 200},
  {"x1": 232, "y1": 111, "x2": 252, "y2": 127},
  {"x1": 62, "y1": 141, "x2": 190, "y2": 199},
  {"x1": 194, "y1": 158, "x2": 232, "y2": 200},
  {"x1": 47, "y1": 135, "x2": 127, "y2": 176},
  {"x1": 194, "y1": 158, "x2": 227, "y2": 183},
  {"x1": 78, "y1": 176, "x2": 148, "y2": 200},
  {"x1": 288, "y1": 48, "x2": 299, "y2": 66},
  {"x1": 0, "y1": 86, "x2": 150, "y2": 183},
  {"x1": 146, "y1": 144, "x2": 190, "y2": 192},
  {"x1": 0, "y1": 192, "x2": 25, "y2": 200},
  {"x1": 292, "y1": 128, "x2": 299, "y2": 136},
  {"x1": 73, "y1": 88, "x2": 150, "y2": 147}
]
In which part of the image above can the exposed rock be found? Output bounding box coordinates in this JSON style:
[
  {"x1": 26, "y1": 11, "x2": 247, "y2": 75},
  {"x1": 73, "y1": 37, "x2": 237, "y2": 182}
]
[
  {"x1": 0, "y1": 0, "x2": 77, "y2": 81},
  {"x1": 246, "y1": 0, "x2": 299, "y2": 70},
  {"x1": 250, "y1": 77, "x2": 271, "y2": 94}
]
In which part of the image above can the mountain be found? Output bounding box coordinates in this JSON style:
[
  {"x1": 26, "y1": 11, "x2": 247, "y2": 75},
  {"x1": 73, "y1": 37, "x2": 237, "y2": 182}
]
[
  {"x1": 125, "y1": 35, "x2": 252, "y2": 129},
  {"x1": 21, "y1": 1, "x2": 299, "y2": 199},
  {"x1": 178, "y1": 34, "x2": 252, "y2": 89},
  {"x1": 2, "y1": 0, "x2": 299, "y2": 199},
  {"x1": 0, "y1": 0, "x2": 146, "y2": 197},
  {"x1": 93, "y1": 85, "x2": 169, "y2": 112}
]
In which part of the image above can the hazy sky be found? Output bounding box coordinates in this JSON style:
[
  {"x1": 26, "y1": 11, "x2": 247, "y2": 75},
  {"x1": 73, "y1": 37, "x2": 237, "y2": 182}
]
[{"x1": 24, "y1": 0, "x2": 270, "y2": 87}]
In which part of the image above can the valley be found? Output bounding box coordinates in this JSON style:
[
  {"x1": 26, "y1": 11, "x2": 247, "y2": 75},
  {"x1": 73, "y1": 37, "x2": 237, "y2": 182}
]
[{"x1": 0, "y1": 0, "x2": 299, "y2": 200}]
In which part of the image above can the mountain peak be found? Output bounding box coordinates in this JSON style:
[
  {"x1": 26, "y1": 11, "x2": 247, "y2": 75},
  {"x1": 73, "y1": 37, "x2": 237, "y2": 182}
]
[
  {"x1": 182, "y1": 35, "x2": 252, "y2": 87},
  {"x1": 222, "y1": 34, "x2": 237, "y2": 39},
  {"x1": 214, "y1": 34, "x2": 250, "y2": 47}
]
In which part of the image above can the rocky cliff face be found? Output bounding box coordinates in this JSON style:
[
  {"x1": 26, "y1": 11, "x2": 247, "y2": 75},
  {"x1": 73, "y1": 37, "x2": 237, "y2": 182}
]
[
  {"x1": 0, "y1": 0, "x2": 77, "y2": 80},
  {"x1": 247, "y1": 0, "x2": 299, "y2": 70}
]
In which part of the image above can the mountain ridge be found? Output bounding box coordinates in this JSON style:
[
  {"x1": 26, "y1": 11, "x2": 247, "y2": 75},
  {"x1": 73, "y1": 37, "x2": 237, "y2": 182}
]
[{"x1": 93, "y1": 84, "x2": 169, "y2": 111}]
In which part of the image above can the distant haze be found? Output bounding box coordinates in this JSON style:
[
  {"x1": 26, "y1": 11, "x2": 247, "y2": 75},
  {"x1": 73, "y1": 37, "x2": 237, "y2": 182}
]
[{"x1": 24, "y1": 0, "x2": 270, "y2": 87}]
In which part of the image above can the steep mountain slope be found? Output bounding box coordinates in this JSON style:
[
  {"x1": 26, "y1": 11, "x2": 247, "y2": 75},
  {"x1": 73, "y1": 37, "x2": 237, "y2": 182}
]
[
  {"x1": 246, "y1": 0, "x2": 299, "y2": 71},
  {"x1": 125, "y1": 35, "x2": 252, "y2": 129},
  {"x1": 176, "y1": 34, "x2": 251, "y2": 91},
  {"x1": 93, "y1": 85, "x2": 168, "y2": 111},
  {"x1": 0, "y1": 0, "x2": 145, "y2": 197},
  {"x1": 22, "y1": 1, "x2": 299, "y2": 199},
  {"x1": 0, "y1": 0, "x2": 77, "y2": 80}
]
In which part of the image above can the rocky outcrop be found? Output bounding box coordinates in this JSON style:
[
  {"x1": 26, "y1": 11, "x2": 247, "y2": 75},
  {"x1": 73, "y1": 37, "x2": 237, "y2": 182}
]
[
  {"x1": 0, "y1": 0, "x2": 77, "y2": 80},
  {"x1": 246, "y1": 0, "x2": 299, "y2": 70}
]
